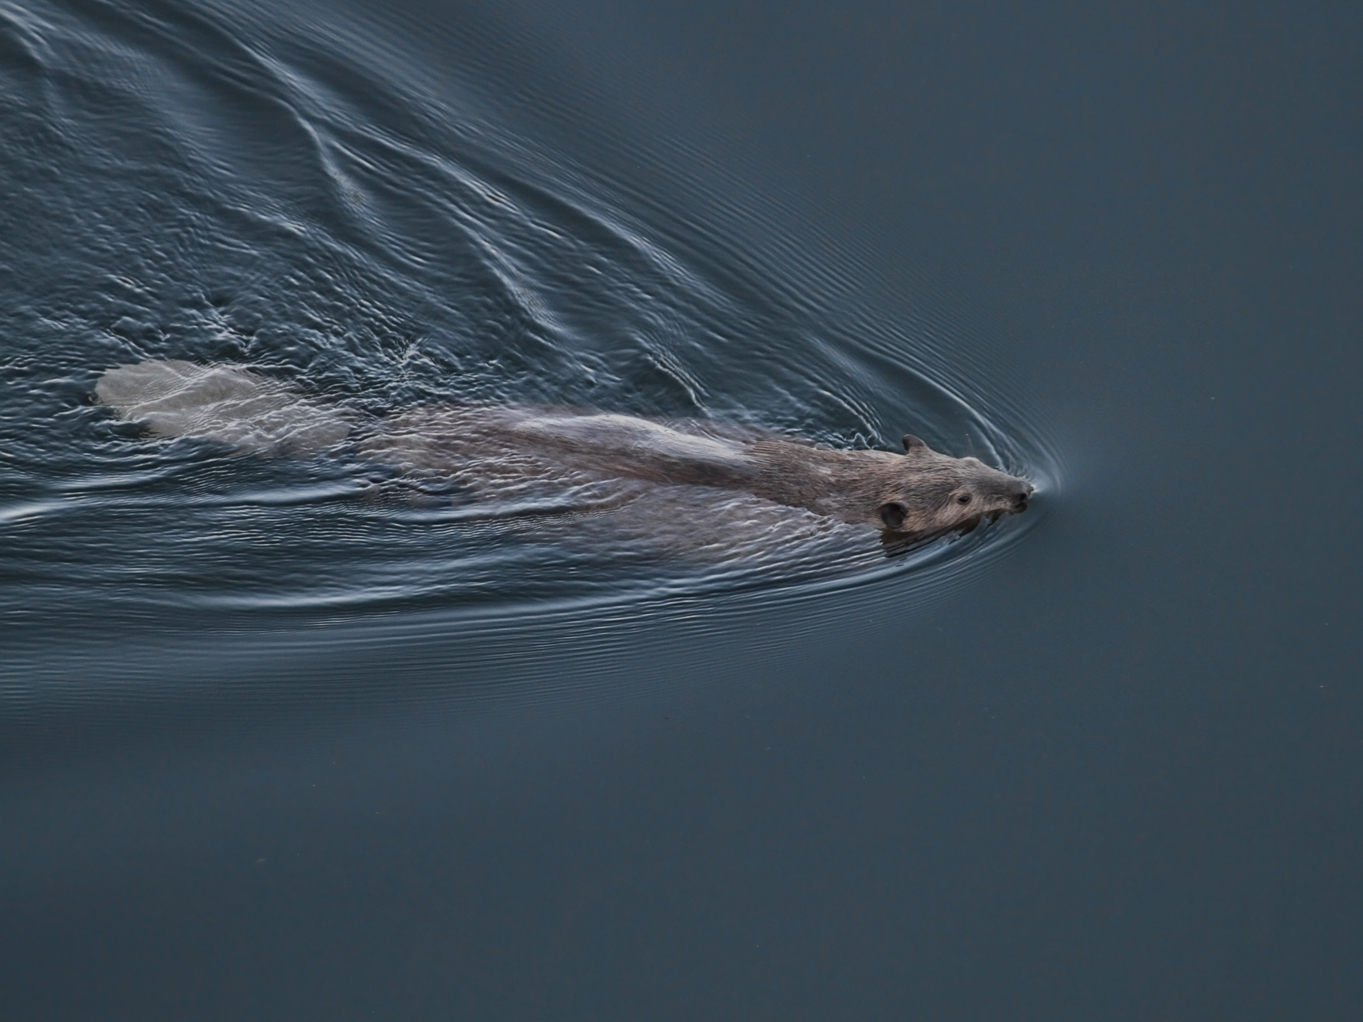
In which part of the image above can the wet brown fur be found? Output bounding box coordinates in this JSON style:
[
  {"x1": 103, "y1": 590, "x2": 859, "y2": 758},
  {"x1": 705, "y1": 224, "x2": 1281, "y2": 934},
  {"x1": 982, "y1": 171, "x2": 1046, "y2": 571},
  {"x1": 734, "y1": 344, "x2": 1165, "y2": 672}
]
[
  {"x1": 96, "y1": 361, "x2": 1034, "y2": 541},
  {"x1": 361, "y1": 405, "x2": 1033, "y2": 540}
]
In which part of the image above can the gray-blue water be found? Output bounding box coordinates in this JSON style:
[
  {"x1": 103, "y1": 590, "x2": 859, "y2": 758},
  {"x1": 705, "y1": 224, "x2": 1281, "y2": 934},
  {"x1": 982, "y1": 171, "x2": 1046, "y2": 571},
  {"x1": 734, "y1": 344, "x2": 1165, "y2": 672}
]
[{"x1": 2, "y1": 0, "x2": 1360, "y2": 1018}]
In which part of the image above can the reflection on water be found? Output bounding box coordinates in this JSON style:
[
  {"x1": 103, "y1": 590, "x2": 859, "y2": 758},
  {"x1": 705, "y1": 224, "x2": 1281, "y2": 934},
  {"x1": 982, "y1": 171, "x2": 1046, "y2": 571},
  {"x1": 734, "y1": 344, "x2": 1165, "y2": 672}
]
[{"x1": 0, "y1": 0, "x2": 1054, "y2": 678}]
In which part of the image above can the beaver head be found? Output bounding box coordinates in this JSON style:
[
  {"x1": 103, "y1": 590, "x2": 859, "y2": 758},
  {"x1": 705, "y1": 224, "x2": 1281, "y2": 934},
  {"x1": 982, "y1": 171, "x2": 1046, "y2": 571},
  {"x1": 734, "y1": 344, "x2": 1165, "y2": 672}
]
[{"x1": 872, "y1": 434, "x2": 1033, "y2": 538}]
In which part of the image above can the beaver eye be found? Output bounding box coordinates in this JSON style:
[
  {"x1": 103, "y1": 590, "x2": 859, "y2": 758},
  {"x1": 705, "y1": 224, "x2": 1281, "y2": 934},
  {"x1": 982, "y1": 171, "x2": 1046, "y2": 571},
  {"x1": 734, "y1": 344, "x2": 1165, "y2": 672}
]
[{"x1": 956, "y1": 493, "x2": 972, "y2": 505}]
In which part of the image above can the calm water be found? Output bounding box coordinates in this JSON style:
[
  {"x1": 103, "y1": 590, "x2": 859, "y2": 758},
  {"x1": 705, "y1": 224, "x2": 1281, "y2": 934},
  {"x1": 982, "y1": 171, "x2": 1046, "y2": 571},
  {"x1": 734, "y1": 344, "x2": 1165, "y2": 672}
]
[{"x1": 2, "y1": 0, "x2": 1360, "y2": 1019}]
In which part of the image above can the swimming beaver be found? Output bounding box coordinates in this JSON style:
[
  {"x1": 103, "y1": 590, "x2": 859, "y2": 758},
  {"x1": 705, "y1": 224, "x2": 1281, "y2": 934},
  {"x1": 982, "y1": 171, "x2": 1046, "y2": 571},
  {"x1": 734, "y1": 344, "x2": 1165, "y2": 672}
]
[{"x1": 94, "y1": 360, "x2": 1033, "y2": 542}]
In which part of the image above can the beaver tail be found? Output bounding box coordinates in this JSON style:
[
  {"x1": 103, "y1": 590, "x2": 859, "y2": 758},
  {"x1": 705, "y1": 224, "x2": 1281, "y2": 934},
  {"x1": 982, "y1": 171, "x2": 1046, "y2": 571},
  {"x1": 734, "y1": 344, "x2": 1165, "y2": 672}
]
[{"x1": 94, "y1": 360, "x2": 353, "y2": 454}]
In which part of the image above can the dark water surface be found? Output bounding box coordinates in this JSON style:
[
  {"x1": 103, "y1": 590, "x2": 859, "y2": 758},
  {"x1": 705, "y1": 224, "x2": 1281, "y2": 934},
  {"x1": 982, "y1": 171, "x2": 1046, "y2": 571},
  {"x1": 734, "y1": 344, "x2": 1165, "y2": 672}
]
[{"x1": 3, "y1": 0, "x2": 1361, "y2": 1018}]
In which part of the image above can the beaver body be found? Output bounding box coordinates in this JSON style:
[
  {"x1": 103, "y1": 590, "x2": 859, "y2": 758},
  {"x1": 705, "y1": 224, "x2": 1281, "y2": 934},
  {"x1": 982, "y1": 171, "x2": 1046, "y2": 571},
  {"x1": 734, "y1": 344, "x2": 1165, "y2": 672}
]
[{"x1": 95, "y1": 360, "x2": 1032, "y2": 541}]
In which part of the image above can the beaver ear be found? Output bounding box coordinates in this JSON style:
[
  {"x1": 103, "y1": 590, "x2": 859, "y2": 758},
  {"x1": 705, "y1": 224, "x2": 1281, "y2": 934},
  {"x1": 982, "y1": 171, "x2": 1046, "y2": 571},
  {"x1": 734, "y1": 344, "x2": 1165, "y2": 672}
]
[
  {"x1": 878, "y1": 501, "x2": 907, "y2": 531},
  {"x1": 902, "y1": 434, "x2": 927, "y2": 453}
]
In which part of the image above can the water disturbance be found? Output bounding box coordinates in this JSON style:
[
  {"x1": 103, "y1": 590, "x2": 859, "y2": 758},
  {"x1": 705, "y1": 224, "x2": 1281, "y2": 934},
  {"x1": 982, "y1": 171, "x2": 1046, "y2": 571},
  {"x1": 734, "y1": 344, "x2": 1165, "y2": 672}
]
[{"x1": 0, "y1": 0, "x2": 1054, "y2": 666}]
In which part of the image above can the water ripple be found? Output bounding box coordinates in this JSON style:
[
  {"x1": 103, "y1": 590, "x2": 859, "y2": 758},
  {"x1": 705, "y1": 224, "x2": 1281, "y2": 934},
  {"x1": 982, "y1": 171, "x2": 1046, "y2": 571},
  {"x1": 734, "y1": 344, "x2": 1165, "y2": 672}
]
[{"x1": 0, "y1": 0, "x2": 1059, "y2": 680}]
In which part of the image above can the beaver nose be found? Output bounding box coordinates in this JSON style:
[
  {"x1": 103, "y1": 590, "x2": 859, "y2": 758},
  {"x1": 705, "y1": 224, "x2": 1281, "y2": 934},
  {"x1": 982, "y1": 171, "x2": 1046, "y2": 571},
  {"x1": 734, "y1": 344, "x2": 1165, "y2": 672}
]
[{"x1": 1010, "y1": 482, "x2": 1033, "y2": 510}]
